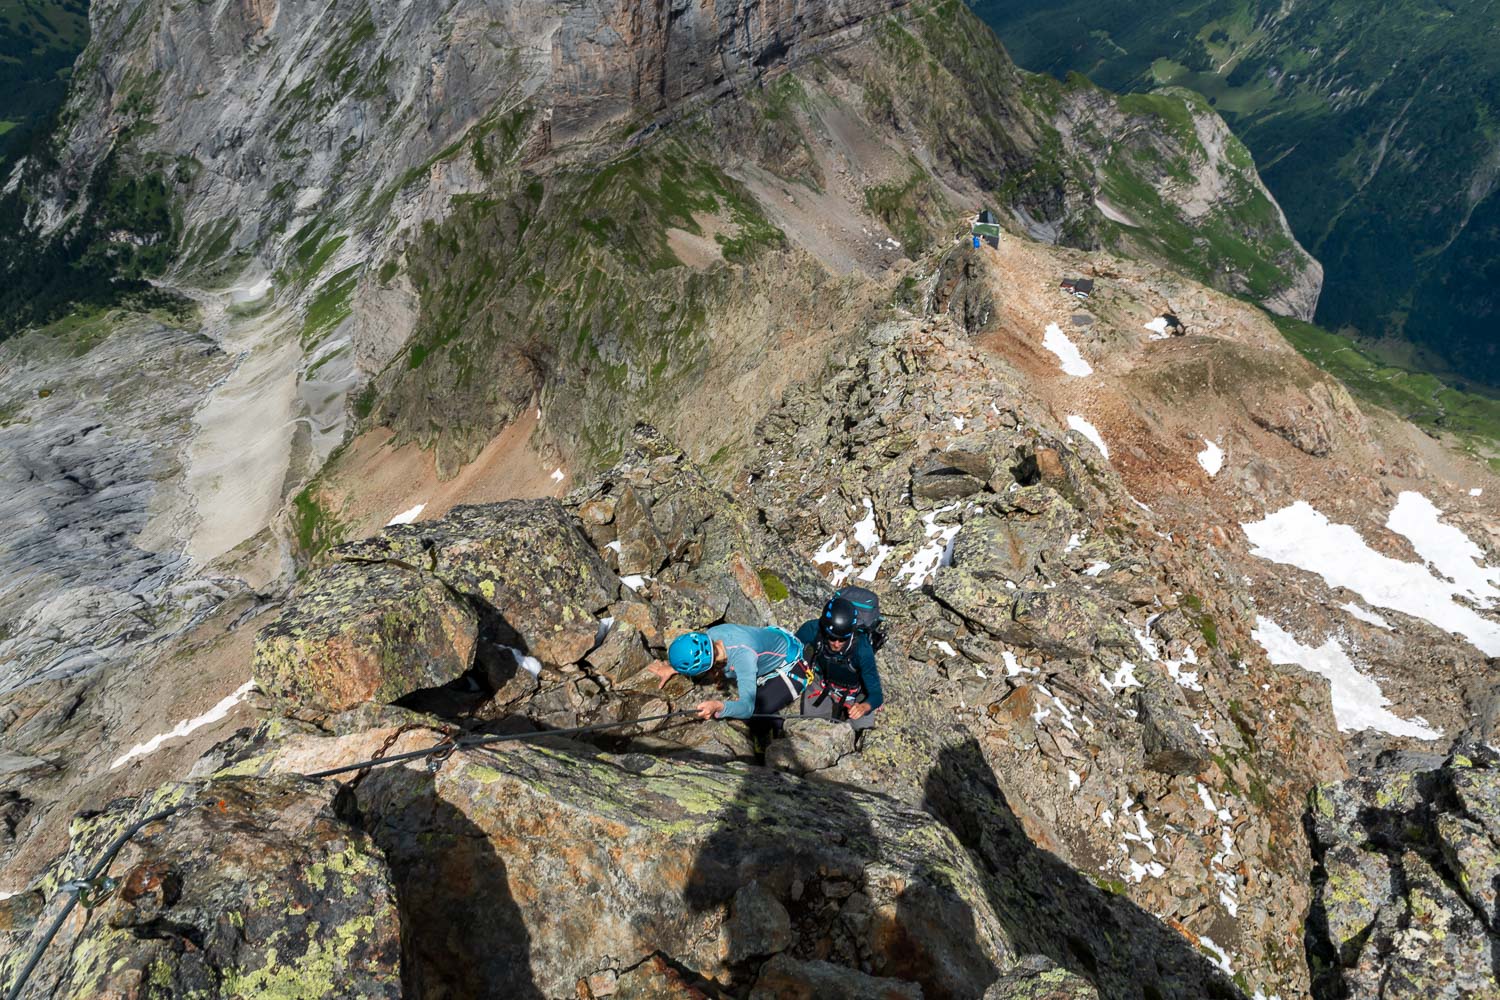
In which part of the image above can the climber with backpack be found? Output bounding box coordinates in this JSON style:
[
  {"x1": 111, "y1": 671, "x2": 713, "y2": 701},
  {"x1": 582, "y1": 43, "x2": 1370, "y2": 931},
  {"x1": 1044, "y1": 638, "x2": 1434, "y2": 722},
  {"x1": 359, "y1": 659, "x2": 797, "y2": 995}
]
[
  {"x1": 646, "y1": 624, "x2": 809, "y2": 731},
  {"x1": 796, "y1": 588, "x2": 886, "y2": 732}
]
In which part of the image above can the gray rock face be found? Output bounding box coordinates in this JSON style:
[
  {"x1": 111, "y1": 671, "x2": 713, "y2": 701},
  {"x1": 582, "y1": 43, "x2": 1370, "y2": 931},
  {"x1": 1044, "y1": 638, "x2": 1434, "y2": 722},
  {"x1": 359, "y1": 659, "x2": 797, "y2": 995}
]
[
  {"x1": 750, "y1": 954, "x2": 924, "y2": 999},
  {"x1": 339, "y1": 498, "x2": 620, "y2": 666},
  {"x1": 0, "y1": 323, "x2": 233, "y2": 696},
  {"x1": 726, "y1": 881, "x2": 796, "y2": 961},
  {"x1": 1307, "y1": 747, "x2": 1500, "y2": 999},
  {"x1": 1136, "y1": 680, "x2": 1210, "y2": 776}
]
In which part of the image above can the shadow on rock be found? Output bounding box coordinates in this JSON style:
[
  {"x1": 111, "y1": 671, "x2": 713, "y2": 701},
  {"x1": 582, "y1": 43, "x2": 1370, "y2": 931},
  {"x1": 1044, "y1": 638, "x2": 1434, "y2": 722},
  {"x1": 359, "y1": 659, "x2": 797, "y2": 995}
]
[
  {"x1": 683, "y1": 763, "x2": 1003, "y2": 999},
  {"x1": 922, "y1": 737, "x2": 1244, "y2": 1000},
  {"x1": 349, "y1": 767, "x2": 543, "y2": 999}
]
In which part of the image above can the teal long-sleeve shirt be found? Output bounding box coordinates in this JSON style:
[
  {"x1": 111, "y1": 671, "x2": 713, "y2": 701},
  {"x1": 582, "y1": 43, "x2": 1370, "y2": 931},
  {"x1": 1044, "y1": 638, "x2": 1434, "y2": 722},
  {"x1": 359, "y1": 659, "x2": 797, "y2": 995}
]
[
  {"x1": 795, "y1": 620, "x2": 884, "y2": 710},
  {"x1": 704, "y1": 623, "x2": 804, "y2": 719}
]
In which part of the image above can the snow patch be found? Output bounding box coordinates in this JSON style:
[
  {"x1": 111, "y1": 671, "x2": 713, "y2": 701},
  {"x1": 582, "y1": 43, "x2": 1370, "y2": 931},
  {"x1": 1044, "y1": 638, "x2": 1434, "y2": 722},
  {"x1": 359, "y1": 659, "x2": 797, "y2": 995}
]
[
  {"x1": 852, "y1": 498, "x2": 881, "y2": 552},
  {"x1": 1471, "y1": 488, "x2": 1484, "y2": 497},
  {"x1": 229, "y1": 276, "x2": 273, "y2": 305},
  {"x1": 1387, "y1": 491, "x2": 1500, "y2": 605},
  {"x1": 111, "y1": 680, "x2": 258, "y2": 769},
  {"x1": 386, "y1": 503, "x2": 426, "y2": 526},
  {"x1": 1196, "y1": 439, "x2": 1224, "y2": 477},
  {"x1": 1042, "y1": 323, "x2": 1094, "y2": 377},
  {"x1": 1144, "y1": 316, "x2": 1171, "y2": 340},
  {"x1": 1099, "y1": 661, "x2": 1142, "y2": 694},
  {"x1": 1066, "y1": 415, "x2": 1109, "y2": 459},
  {"x1": 814, "y1": 537, "x2": 856, "y2": 587},
  {"x1": 858, "y1": 546, "x2": 893, "y2": 582},
  {"x1": 550, "y1": 467, "x2": 565, "y2": 483},
  {"x1": 935, "y1": 640, "x2": 957, "y2": 657},
  {"x1": 895, "y1": 505, "x2": 961, "y2": 590},
  {"x1": 1243, "y1": 499, "x2": 1500, "y2": 655},
  {"x1": 1084, "y1": 561, "x2": 1110, "y2": 577},
  {"x1": 620, "y1": 574, "x2": 652, "y2": 591},
  {"x1": 505, "y1": 647, "x2": 543, "y2": 677},
  {"x1": 1252, "y1": 618, "x2": 1440, "y2": 739},
  {"x1": 1198, "y1": 936, "x2": 1235, "y2": 976},
  {"x1": 1340, "y1": 602, "x2": 1392, "y2": 630}
]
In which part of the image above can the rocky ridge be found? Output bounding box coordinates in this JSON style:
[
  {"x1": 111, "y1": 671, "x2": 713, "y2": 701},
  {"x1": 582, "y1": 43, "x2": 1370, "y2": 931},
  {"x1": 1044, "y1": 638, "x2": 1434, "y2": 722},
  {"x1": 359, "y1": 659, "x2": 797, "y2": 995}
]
[
  {"x1": 3, "y1": 251, "x2": 1499, "y2": 995},
  {"x1": 0, "y1": 0, "x2": 1494, "y2": 996}
]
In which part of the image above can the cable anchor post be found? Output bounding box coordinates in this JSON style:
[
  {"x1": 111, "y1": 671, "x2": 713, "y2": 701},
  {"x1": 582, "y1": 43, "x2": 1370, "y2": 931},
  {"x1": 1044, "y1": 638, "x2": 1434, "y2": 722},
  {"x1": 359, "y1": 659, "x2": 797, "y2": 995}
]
[{"x1": 58, "y1": 875, "x2": 120, "y2": 909}]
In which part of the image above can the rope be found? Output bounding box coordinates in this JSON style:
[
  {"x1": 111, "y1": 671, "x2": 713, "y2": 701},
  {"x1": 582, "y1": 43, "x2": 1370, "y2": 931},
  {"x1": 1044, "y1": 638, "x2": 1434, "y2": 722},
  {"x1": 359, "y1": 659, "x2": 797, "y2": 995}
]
[
  {"x1": 3, "y1": 706, "x2": 850, "y2": 998},
  {"x1": 5, "y1": 804, "x2": 189, "y2": 1000},
  {"x1": 302, "y1": 709, "x2": 700, "y2": 780}
]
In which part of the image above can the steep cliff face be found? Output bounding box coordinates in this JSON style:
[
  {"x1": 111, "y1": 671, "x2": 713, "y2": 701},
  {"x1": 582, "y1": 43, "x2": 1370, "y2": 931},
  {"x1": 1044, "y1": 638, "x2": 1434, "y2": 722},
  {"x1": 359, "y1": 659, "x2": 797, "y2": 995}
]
[{"x1": 1052, "y1": 82, "x2": 1323, "y2": 320}]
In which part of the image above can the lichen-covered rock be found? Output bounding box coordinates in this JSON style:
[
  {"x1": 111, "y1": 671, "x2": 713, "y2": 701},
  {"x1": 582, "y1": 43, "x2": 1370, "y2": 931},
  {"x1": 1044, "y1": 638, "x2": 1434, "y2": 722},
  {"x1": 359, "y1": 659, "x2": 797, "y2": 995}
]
[
  {"x1": 615, "y1": 485, "x2": 670, "y2": 577},
  {"x1": 985, "y1": 956, "x2": 1100, "y2": 999},
  {"x1": 932, "y1": 573, "x2": 1130, "y2": 659},
  {"x1": 725, "y1": 881, "x2": 795, "y2": 961},
  {"x1": 764, "y1": 719, "x2": 860, "y2": 775},
  {"x1": 421, "y1": 500, "x2": 619, "y2": 665},
  {"x1": 253, "y1": 559, "x2": 478, "y2": 711},
  {"x1": 947, "y1": 509, "x2": 1072, "y2": 585},
  {"x1": 748, "y1": 953, "x2": 923, "y2": 999},
  {"x1": 912, "y1": 450, "x2": 989, "y2": 500},
  {"x1": 0, "y1": 776, "x2": 401, "y2": 999},
  {"x1": 1307, "y1": 747, "x2": 1500, "y2": 999},
  {"x1": 351, "y1": 741, "x2": 1010, "y2": 1000}
]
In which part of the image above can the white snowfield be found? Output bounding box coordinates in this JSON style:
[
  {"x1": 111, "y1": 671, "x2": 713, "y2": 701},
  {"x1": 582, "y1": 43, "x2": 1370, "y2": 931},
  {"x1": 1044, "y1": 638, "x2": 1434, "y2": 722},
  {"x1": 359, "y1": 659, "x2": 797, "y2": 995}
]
[
  {"x1": 1066, "y1": 415, "x2": 1109, "y2": 459},
  {"x1": 386, "y1": 502, "x2": 426, "y2": 526},
  {"x1": 1144, "y1": 316, "x2": 1171, "y2": 339},
  {"x1": 1042, "y1": 323, "x2": 1094, "y2": 377},
  {"x1": 1252, "y1": 618, "x2": 1440, "y2": 740},
  {"x1": 111, "y1": 680, "x2": 259, "y2": 769},
  {"x1": 1242, "y1": 496, "x2": 1500, "y2": 656},
  {"x1": 1197, "y1": 439, "x2": 1224, "y2": 477},
  {"x1": 852, "y1": 498, "x2": 881, "y2": 551}
]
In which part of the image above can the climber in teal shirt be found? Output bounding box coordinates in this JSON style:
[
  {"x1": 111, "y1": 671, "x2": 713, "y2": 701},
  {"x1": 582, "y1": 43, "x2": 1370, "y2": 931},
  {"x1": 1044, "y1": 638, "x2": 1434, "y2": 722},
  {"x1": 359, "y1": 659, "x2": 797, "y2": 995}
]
[{"x1": 647, "y1": 623, "x2": 807, "y2": 721}]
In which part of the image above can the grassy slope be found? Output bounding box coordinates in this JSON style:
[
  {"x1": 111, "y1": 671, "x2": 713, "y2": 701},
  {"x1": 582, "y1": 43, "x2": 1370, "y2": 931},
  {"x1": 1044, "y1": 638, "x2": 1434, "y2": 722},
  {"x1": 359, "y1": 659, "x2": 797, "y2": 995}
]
[
  {"x1": 1273, "y1": 314, "x2": 1500, "y2": 465},
  {"x1": 969, "y1": 0, "x2": 1500, "y2": 384},
  {"x1": 373, "y1": 136, "x2": 788, "y2": 473}
]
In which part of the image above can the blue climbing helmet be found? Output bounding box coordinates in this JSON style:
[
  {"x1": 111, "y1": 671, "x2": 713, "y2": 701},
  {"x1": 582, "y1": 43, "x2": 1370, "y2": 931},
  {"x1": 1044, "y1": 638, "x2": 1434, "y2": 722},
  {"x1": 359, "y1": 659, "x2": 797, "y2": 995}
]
[{"x1": 668, "y1": 631, "x2": 715, "y2": 676}]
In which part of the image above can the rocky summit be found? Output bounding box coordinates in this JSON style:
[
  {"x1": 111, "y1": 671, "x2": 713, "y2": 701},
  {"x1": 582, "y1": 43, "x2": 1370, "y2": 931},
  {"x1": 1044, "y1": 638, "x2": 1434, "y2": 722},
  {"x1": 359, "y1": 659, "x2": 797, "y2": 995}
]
[{"x1": 1, "y1": 0, "x2": 1498, "y2": 997}]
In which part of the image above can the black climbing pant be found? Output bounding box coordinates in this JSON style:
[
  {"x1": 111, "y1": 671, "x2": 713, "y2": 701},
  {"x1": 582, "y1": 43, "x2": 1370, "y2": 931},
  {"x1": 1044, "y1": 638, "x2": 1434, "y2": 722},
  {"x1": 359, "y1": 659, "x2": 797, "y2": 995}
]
[{"x1": 749, "y1": 660, "x2": 810, "y2": 749}]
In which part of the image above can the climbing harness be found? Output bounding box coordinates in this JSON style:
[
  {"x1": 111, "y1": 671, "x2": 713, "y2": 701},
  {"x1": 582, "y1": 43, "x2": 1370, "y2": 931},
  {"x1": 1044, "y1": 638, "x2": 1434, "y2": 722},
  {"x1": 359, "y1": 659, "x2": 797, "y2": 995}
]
[{"x1": 806, "y1": 676, "x2": 863, "y2": 711}]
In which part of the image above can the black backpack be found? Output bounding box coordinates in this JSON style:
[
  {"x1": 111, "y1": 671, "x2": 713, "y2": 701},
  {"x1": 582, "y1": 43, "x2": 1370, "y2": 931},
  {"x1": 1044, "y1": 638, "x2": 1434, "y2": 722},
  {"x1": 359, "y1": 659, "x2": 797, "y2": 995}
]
[{"x1": 834, "y1": 586, "x2": 887, "y2": 652}]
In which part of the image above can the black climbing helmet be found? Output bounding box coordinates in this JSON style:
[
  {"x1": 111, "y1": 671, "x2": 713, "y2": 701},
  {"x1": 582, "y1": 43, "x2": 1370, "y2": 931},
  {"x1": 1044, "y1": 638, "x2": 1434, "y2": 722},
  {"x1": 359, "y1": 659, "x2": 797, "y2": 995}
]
[{"x1": 820, "y1": 596, "x2": 858, "y2": 644}]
